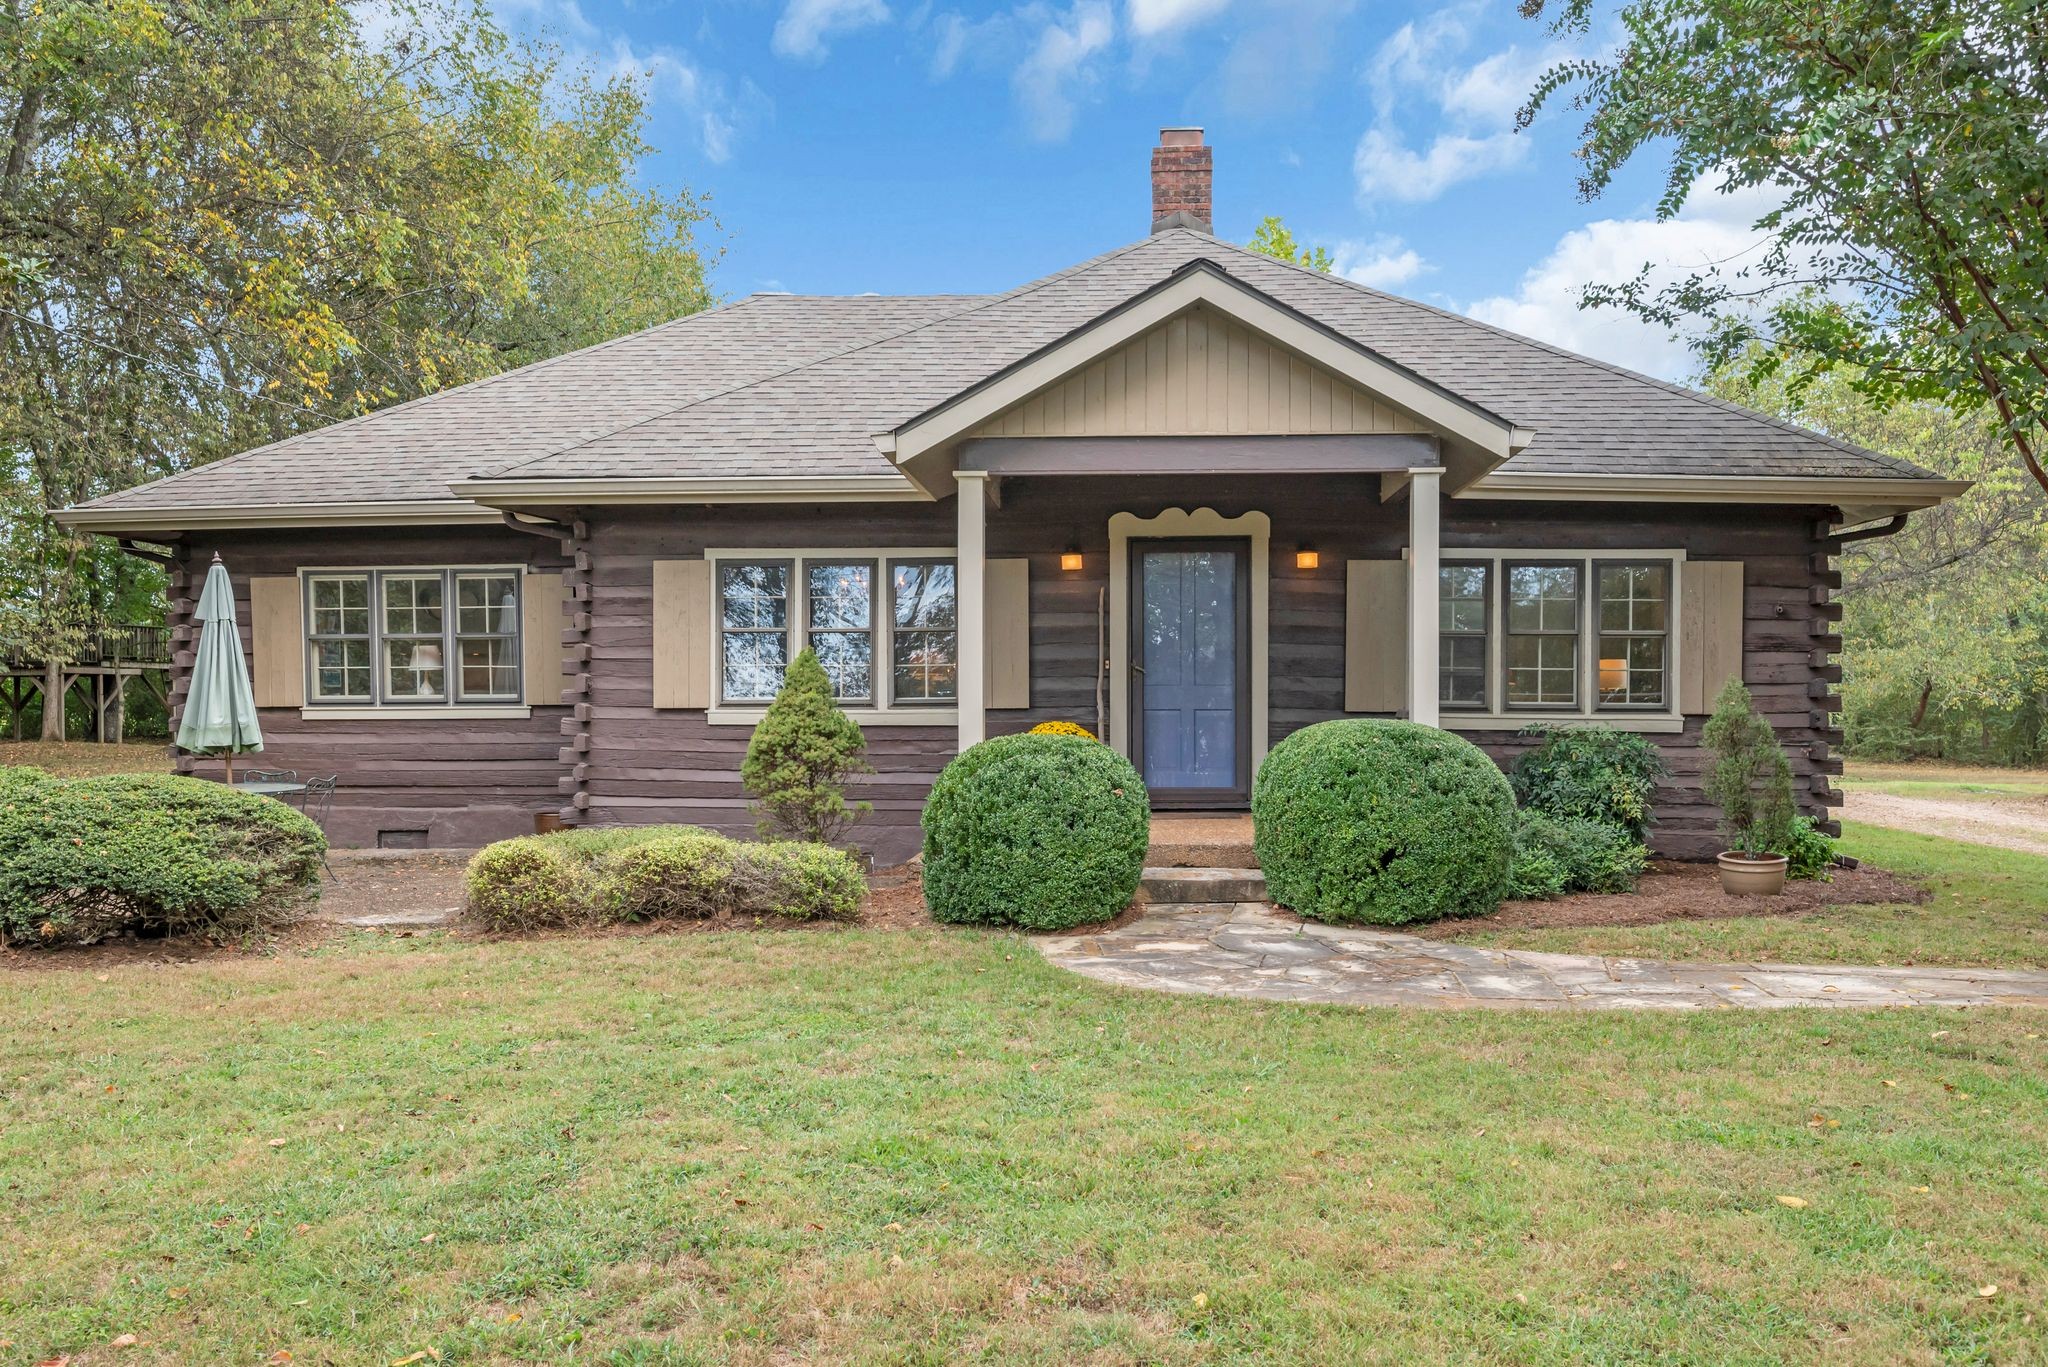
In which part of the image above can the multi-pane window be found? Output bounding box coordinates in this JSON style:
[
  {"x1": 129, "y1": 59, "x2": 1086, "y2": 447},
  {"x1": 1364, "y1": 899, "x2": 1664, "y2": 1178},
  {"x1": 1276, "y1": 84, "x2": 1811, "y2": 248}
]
[
  {"x1": 808, "y1": 562, "x2": 875, "y2": 702},
  {"x1": 714, "y1": 553, "x2": 958, "y2": 709},
  {"x1": 1438, "y1": 563, "x2": 1488, "y2": 708},
  {"x1": 1504, "y1": 563, "x2": 1581, "y2": 708},
  {"x1": 307, "y1": 575, "x2": 372, "y2": 700},
  {"x1": 719, "y1": 562, "x2": 792, "y2": 703},
  {"x1": 891, "y1": 560, "x2": 958, "y2": 704},
  {"x1": 302, "y1": 569, "x2": 521, "y2": 707},
  {"x1": 1597, "y1": 563, "x2": 1670, "y2": 707}
]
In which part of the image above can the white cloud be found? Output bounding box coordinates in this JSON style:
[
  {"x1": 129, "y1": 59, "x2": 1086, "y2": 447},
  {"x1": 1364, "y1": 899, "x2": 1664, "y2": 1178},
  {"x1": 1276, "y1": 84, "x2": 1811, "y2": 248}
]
[
  {"x1": 602, "y1": 39, "x2": 761, "y2": 163},
  {"x1": 1127, "y1": 0, "x2": 1230, "y2": 38},
  {"x1": 1012, "y1": 2, "x2": 1116, "y2": 141},
  {"x1": 1332, "y1": 236, "x2": 1429, "y2": 290},
  {"x1": 1464, "y1": 177, "x2": 1791, "y2": 380},
  {"x1": 772, "y1": 0, "x2": 892, "y2": 62},
  {"x1": 1353, "y1": 126, "x2": 1525, "y2": 202},
  {"x1": 493, "y1": 0, "x2": 599, "y2": 40},
  {"x1": 1216, "y1": 0, "x2": 1357, "y2": 115}
]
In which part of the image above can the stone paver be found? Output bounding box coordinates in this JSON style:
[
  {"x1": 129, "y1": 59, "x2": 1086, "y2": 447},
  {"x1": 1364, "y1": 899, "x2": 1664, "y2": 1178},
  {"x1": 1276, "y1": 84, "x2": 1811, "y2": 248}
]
[{"x1": 1039, "y1": 903, "x2": 2048, "y2": 1011}]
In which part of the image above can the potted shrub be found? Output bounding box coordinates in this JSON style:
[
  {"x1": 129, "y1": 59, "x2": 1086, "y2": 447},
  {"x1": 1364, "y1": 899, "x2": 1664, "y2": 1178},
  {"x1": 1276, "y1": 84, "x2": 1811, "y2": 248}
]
[{"x1": 1700, "y1": 679, "x2": 1798, "y2": 894}]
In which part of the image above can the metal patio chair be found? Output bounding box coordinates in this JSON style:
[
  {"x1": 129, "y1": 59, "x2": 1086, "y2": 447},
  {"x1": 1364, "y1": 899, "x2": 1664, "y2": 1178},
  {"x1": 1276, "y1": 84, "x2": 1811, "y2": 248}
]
[{"x1": 300, "y1": 775, "x2": 340, "y2": 881}]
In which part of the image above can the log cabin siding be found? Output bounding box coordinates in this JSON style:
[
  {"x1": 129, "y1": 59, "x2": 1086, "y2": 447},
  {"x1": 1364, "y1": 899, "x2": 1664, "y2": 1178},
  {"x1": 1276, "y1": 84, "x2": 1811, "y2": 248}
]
[{"x1": 167, "y1": 526, "x2": 570, "y2": 849}]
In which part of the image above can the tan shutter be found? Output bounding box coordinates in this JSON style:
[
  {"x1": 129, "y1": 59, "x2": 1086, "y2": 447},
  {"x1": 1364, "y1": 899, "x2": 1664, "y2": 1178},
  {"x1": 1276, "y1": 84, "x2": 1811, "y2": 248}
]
[
  {"x1": 652, "y1": 559, "x2": 713, "y2": 709},
  {"x1": 1344, "y1": 559, "x2": 1407, "y2": 713},
  {"x1": 521, "y1": 572, "x2": 565, "y2": 706},
  {"x1": 985, "y1": 557, "x2": 1031, "y2": 709},
  {"x1": 248, "y1": 576, "x2": 304, "y2": 708},
  {"x1": 1680, "y1": 560, "x2": 1745, "y2": 714}
]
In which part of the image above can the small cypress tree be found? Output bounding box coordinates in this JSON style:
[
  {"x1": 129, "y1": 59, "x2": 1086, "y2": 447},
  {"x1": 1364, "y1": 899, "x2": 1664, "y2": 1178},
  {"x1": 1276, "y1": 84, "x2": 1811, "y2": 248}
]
[
  {"x1": 1700, "y1": 678, "x2": 1798, "y2": 856},
  {"x1": 741, "y1": 648, "x2": 872, "y2": 844}
]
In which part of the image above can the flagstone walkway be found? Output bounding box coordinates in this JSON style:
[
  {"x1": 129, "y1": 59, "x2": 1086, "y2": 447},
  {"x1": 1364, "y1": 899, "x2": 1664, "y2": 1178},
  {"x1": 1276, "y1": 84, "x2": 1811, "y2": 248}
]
[{"x1": 1038, "y1": 902, "x2": 2048, "y2": 1011}]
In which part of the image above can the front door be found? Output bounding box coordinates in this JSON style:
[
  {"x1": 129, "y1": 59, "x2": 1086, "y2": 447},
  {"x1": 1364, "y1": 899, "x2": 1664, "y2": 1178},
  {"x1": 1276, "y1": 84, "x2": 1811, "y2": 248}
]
[{"x1": 1131, "y1": 539, "x2": 1251, "y2": 807}]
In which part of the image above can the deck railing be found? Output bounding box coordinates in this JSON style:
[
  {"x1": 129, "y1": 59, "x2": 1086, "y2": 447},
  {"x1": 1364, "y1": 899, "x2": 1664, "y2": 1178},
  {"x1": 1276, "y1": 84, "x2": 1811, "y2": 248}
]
[{"x1": 1, "y1": 624, "x2": 172, "y2": 670}]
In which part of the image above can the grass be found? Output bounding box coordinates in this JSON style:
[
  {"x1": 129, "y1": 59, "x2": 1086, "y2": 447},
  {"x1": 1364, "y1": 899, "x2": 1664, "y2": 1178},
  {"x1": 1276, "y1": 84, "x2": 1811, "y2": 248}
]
[
  {"x1": 1455, "y1": 823, "x2": 2048, "y2": 970},
  {"x1": 3, "y1": 835, "x2": 2047, "y2": 1363},
  {"x1": 1841, "y1": 759, "x2": 2048, "y2": 802},
  {"x1": 0, "y1": 739, "x2": 172, "y2": 778}
]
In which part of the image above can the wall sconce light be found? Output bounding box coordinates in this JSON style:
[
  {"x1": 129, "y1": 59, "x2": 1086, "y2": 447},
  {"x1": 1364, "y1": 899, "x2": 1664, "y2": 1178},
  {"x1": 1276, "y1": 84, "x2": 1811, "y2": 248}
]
[
  {"x1": 1294, "y1": 544, "x2": 1321, "y2": 571},
  {"x1": 1060, "y1": 546, "x2": 1085, "y2": 572}
]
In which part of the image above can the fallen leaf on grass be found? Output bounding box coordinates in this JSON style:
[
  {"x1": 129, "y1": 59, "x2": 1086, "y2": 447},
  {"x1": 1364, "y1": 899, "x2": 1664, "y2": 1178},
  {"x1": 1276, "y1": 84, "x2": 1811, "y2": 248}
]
[
  {"x1": 1775, "y1": 1195, "x2": 1809, "y2": 1209},
  {"x1": 266, "y1": 1352, "x2": 293, "y2": 1364},
  {"x1": 419, "y1": 1233, "x2": 435, "y2": 1244},
  {"x1": 109, "y1": 1335, "x2": 138, "y2": 1348},
  {"x1": 1978, "y1": 1285, "x2": 1999, "y2": 1299},
  {"x1": 1911, "y1": 1185, "x2": 1932, "y2": 1194},
  {"x1": 166, "y1": 1287, "x2": 188, "y2": 1299},
  {"x1": 35, "y1": 1356, "x2": 70, "y2": 1366},
  {"x1": 268, "y1": 1138, "x2": 287, "y2": 1148},
  {"x1": 1192, "y1": 1293, "x2": 1208, "y2": 1310}
]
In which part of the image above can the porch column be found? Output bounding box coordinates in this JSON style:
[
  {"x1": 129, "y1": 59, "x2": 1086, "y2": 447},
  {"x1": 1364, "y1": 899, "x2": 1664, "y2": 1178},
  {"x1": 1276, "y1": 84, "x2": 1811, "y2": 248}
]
[
  {"x1": 1406, "y1": 467, "x2": 1442, "y2": 727},
  {"x1": 955, "y1": 470, "x2": 988, "y2": 751}
]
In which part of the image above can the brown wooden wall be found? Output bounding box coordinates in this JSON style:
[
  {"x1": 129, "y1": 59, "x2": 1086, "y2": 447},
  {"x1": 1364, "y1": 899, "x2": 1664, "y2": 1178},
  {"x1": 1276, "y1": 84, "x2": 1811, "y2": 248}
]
[
  {"x1": 160, "y1": 482, "x2": 1838, "y2": 864},
  {"x1": 166, "y1": 525, "x2": 570, "y2": 849}
]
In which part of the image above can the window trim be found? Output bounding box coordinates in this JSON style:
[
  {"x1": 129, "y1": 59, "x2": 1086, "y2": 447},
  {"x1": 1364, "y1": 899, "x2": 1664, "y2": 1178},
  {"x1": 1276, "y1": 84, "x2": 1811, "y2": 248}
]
[
  {"x1": 705, "y1": 546, "x2": 959, "y2": 722},
  {"x1": 887, "y1": 556, "x2": 962, "y2": 708},
  {"x1": 806, "y1": 557, "x2": 880, "y2": 707},
  {"x1": 298, "y1": 566, "x2": 524, "y2": 712},
  {"x1": 1502, "y1": 559, "x2": 1584, "y2": 712},
  {"x1": 716, "y1": 557, "x2": 796, "y2": 705},
  {"x1": 305, "y1": 572, "x2": 374, "y2": 703},
  {"x1": 1428, "y1": 548, "x2": 1686, "y2": 729},
  {"x1": 1437, "y1": 560, "x2": 1491, "y2": 712},
  {"x1": 1594, "y1": 560, "x2": 1674, "y2": 712}
]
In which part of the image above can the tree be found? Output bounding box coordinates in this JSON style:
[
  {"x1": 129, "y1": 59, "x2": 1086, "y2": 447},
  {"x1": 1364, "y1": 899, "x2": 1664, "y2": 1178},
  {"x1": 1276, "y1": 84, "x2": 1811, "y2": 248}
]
[
  {"x1": 741, "y1": 650, "x2": 873, "y2": 845},
  {"x1": 1247, "y1": 216, "x2": 1333, "y2": 272},
  {"x1": 1701, "y1": 679, "x2": 1798, "y2": 856},
  {"x1": 0, "y1": 0, "x2": 714, "y2": 737},
  {"x1": 1518, "y1": 0, "x2": 2048, "y2": 495}
]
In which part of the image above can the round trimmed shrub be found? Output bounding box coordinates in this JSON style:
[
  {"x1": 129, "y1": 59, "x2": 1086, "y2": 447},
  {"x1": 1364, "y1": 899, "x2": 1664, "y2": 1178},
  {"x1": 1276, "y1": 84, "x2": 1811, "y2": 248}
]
[
  {"x1": 922, "y1": 732, "x2": 1149, "y2": 931},
  {"x1": 589, "y1": 831, "x2": 741, "y2": 922},
  {"x1": 465, "y1": 837, "x2": 584, "y2": 930},
  {"x1": 752, "y1": 842, "x2": 867, "y2": 921},
  {"x1": 1252, "y1": 720, "x2": 1514, "y2": 925}
]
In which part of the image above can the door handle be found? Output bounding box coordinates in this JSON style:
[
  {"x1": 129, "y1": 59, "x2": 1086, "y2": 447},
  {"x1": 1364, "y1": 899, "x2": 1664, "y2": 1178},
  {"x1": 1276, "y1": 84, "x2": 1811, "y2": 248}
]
[{"x1": 1132, "y1": 663, "x2": 1145, "y2": 675}]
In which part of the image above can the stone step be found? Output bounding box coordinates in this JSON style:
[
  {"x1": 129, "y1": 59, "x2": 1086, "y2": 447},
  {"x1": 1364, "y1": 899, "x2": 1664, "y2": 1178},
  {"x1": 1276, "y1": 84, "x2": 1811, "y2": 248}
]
[
  {"x1": 1139, "y1": 866, "x2": 1267, "y2": 904},
  {"x1": 1146, "y1": 837, "x2": 1258, "y2": 868}
]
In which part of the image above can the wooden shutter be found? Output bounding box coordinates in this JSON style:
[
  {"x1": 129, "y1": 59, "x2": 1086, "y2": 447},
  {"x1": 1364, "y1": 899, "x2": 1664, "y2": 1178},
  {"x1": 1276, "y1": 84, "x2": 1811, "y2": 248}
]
[
  {"x1": 1344, "y1": 559, "x2": 1407, "y2": 713},
  {"x1": 521, "y1": 572, "x2": 565, "y2": 706},
  {"x1": 985, "y1": 557, "x2": 1030, "y2": 709},
  {"x1": 1680, "y1": 560, "x2": 1745, "y2": 714},
  {"x1": 248, "y1": 576, "x2": 303, "y2": 709},
  {"x1": 652, "y1": 559, "x2": 713, "y2": 709}
]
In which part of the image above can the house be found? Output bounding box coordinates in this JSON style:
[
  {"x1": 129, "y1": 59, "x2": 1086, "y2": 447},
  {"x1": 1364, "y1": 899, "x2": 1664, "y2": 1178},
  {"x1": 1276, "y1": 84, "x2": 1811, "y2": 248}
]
[{"x1": 58, "y1": 130, "x2": 1968, "y2": 861}]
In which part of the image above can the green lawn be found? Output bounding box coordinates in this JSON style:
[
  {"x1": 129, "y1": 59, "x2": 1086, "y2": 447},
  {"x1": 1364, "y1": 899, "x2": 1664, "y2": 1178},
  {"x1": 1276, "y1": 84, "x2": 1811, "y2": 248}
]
[
  {"x1": 1840, "y1": 759, "x2": 2048, "y2": 802},
  {"x1": 0, "y1": 739, "x2": 171, "y2": 778},
  {"x1": 1456, "y1": 823, "x2": 2048, "y2": 970},
  {"x1": 4, "y1": 834, "x2": 2048, "y2": 1363}
]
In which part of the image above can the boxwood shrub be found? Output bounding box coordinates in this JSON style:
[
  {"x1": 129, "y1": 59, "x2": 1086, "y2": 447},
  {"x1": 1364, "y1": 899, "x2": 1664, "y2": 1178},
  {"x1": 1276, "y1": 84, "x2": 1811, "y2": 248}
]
[
  {"x1": 1252, "y1": 719, "x2": 1515, "y2": 925},
  {"x1": 921, "y1": 732, "x2": 1149, "y2": 931},
  {"x1": 0, "y1": 772, "x2": 325, "y2": 946},
  {"x1": 464, "y1": 824, "x2": 866, "y2": 931},
  {"x1": 1510, "y1": 809, "x2": 1648, "y2": 899}
]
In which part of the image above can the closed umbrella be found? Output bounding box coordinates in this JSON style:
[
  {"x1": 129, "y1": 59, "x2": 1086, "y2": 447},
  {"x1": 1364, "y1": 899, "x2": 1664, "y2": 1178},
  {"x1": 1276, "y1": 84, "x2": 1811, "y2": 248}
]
[{"x1": 176, "y1": 553, "x2": 264, "y2": 783}]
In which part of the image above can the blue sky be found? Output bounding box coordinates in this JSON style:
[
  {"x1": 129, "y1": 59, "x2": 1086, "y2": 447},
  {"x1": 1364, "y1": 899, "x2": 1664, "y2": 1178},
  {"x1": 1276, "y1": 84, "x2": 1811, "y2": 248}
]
[{"x1": 485, "y1": 0, "x2": 1772, "y2": 382}]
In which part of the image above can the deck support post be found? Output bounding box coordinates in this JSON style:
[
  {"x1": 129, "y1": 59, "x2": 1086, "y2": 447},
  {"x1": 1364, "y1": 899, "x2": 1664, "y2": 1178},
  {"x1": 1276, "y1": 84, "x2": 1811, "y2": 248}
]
[
  {"x1": 1406, "y1": 467, "x2": 1442, "y2": 728},
  {"x1": 955, "y1": 470, "x2": 989, "y2": 753}
]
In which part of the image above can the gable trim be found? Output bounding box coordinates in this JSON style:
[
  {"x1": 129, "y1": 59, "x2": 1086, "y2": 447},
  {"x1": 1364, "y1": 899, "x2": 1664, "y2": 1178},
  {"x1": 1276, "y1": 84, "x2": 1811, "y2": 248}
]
[{"x1": 886, "y1": 261, "x2": 1526, "y2": 485}]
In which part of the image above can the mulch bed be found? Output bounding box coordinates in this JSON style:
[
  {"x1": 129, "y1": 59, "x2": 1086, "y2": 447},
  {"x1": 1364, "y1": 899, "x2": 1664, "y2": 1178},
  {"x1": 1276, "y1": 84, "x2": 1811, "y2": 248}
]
[{"x1": 1413, "y1": 860, "x2": 1930, "y2": 939}]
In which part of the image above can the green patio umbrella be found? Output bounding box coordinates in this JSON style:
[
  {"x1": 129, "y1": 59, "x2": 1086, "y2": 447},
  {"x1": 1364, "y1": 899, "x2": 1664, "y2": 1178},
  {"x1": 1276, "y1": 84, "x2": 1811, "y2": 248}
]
[{"x1": 176, "y1": 552, "x2": 264, "y2": 783}]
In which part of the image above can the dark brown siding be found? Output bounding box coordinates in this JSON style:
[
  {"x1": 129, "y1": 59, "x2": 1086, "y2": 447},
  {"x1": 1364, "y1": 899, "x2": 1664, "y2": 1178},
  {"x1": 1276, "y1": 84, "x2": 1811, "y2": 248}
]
[
  {"x1": 167, "y1": 525, "x2": 570, "y2": 848},
  {"x1": 573, "y1": 504, "x2": 957, "y2": 864}
]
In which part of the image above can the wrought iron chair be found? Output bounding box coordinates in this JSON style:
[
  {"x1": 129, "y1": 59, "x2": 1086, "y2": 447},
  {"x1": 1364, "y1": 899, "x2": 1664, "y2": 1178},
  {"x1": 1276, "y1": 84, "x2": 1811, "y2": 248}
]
[
  {"x1": 300, "y1": 775, "x2": 340, "y2": 881},
  {"x1": 242, "y1": 768, "x2": 298, "y2": 784}
]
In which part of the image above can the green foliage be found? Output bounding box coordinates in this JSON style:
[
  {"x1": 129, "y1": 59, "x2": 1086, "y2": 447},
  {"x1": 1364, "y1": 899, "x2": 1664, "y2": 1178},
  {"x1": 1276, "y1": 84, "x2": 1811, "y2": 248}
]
[
  {"x1": 1784, "y1": 816, "x2": 1837, "y2": 883},
  {"x1": 1507, "y1": 840, "x2": 1570, "y2": 901},
  {"x1": 1246, "y1": 216, "x2": 1334, "y2": 272},
  {"x1": 1509, "y1": 725, "x2": 1667, "y2": 841},
  {"x1": 921, "y1": 733, "x2": 1149, "y2": 932},
  {"x1": 1511, "y1": 810, "x2": 1649, "y2": 899},
  {"x1": 1708, "y1": 355, "x2": 2048, "y2": 767},
  {"x1": 1701, "y1": 680, "x2": 1799, "y2": 856},
  {"x1": 0, "y1": 772, "x2": 323, "y2": 945},
  {"x1": 1252, "y1": 720, "x2": 1515, "y2": 926},
  {"x1": 1521, "y1": 0, "x2": 2048, "y2": 496},
  {"x1": 463, "y1": 824, "x2": 866, "y2": 930},
  {"x1": 1, "y1": 0, "x2": 715, "y2": 705},
  {"x1": 741, "y1": 648, "x2": 873, "y2": 844}
]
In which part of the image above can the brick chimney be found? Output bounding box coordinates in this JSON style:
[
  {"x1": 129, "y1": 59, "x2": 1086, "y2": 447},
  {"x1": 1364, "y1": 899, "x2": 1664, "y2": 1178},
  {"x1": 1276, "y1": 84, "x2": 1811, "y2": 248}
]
[{"x1": 1150, "y1": 127, "x2": 1212, "y2": 234}]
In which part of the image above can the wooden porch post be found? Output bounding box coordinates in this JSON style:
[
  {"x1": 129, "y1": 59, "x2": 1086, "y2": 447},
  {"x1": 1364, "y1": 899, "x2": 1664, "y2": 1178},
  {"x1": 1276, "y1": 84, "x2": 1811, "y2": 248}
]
[
  {"x1": 1406, "y1": 467, "x2": 1442, "y2": 727},
  {"x1": 955, "y1": 470, "x2": 989, "y2": 751}
]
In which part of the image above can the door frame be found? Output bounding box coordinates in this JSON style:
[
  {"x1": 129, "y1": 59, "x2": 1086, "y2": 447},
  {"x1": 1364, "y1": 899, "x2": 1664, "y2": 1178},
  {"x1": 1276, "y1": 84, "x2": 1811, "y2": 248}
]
[
  {"x1": 1106, "y1": 508, "x2": 1270, "y2": 804},
  {"x1": 1129, "y1": 537, "x2": 1254, "y2": 807}
]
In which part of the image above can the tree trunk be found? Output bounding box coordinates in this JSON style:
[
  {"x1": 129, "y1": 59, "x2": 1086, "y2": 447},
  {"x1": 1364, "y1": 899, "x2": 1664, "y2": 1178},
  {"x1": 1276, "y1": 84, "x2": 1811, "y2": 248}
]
[
  {"x1": 39, "y1": 659, "x2": 64, "y2": 741},
  {"x1": 1910, "y1": 676, "x2": 1935, "y2": 730}
]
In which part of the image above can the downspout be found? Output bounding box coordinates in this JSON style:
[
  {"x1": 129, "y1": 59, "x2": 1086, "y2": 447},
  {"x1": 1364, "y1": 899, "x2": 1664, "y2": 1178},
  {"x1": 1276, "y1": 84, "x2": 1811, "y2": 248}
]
[
  {"x1": 500, "y1": 511, "x2": 564, "y2": 539},
  {"x1": 117, "y1": 538, "x2": 175, "y2": 567},
  {"x1": 1834, "y1": 513, "x2": 1909, "y2": 546}
]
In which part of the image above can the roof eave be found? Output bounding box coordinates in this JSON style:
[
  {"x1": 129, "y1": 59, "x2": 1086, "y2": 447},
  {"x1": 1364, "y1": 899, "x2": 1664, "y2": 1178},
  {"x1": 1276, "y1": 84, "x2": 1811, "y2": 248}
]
[
  {"x1": 54, "y1": 499, "x2": 506, "y2": 534},
  {"x1": 1459, "y1": 471, "x2": 1973, "y2": 521},
  {"x1": 451, "y1": 475, "x2": 933, "y2": 507}
]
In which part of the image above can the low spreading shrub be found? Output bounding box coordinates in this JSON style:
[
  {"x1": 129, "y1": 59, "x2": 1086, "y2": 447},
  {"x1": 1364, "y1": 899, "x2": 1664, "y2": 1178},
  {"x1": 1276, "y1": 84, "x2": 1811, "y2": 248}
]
[
  {"x1": 1785, "y1": 816, "x2": 1837, "y2": 882},
  {"x1": 463, "y1": 823, "x2": 866, "y2": 930},
  {"x1": 0, "y1": 772, "x2": 325, "y2": 946},
  {"x1": 1509, "y1": 810, "x2": 1649, "y2": 899},
  {"x1": 1252, "y1": 720, "x2": 1515, "y2": 926},
  {"x1": 921, "y1": 732, "x2": 1149, "y2": 931},
  {"x1": 1509, "y1": 725, "x2": 1667, "y2": 843}
]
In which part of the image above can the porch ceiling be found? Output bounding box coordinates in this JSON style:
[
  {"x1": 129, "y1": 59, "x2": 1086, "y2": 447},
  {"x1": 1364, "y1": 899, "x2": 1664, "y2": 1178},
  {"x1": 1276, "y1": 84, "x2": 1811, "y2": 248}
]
[{"x1": 955, "y1": 433, "x2": 1442, "y2": 476}]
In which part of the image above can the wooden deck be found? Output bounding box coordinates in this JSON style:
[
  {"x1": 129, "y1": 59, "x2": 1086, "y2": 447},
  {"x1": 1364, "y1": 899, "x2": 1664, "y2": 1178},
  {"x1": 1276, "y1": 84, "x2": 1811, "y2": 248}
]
[{"x1": 1, "y1": 624, "x2": 171, "y2": 743}]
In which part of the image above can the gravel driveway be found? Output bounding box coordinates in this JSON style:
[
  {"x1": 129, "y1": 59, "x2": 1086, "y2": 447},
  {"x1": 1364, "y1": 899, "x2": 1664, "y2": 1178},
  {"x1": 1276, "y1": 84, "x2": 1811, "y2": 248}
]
[{"x1": 1843, "y1": 789, "x2": 2048, "y2": 857}]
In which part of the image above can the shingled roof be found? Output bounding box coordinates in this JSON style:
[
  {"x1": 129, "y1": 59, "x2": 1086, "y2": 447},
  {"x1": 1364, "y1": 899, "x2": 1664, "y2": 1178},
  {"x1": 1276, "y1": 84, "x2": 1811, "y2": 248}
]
[{"x1": 63, "y1": 227, "x2": 1945, "y2": 526}]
